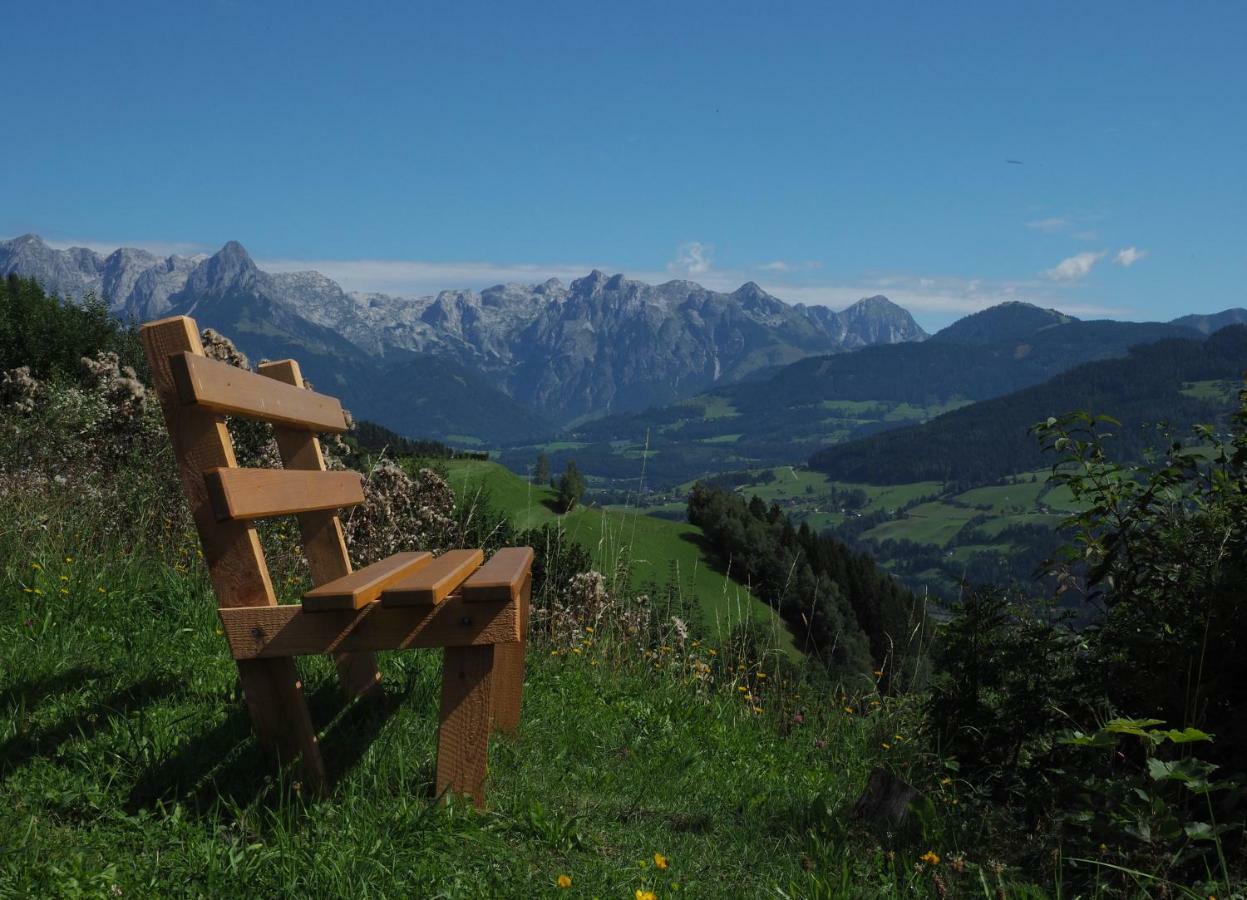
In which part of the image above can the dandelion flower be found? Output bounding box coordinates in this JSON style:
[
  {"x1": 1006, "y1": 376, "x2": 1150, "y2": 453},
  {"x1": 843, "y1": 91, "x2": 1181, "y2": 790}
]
[
  {"x1": 557, "y1": 874, "x2": 572, "y2": 888},
  {"x1": 635, "y1": 891, "x2": 656, "y2": 900},
  {"x1": 920, "y1": 851, "x2": 940, "y2": 865},
  {"x1": 653, "y1": 852, "x2": 668, "y2": 869}
]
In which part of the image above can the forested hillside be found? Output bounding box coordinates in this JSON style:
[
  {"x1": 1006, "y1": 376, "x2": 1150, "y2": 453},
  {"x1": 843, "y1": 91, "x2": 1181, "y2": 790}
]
[
  {"x1": 811, "y1": 326, "x2": 1247, "y2": 484},
  {"x1": 504, "y1": 304, "x2": 1200, "y2": 488},
  {"x1": 688, "y1": 484, "x2": 927, "y2": 683}
]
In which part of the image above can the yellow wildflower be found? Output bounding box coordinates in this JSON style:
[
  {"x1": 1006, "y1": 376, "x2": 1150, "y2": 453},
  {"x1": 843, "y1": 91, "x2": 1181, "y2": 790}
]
[
  {"x1": 752, "y1": 706, "x2": 764, "y2": 714},
  {"x1": 737, "y1": 686, "x2": 748, "y2": 693},
  {"x1": 920, "y1": 851, "x2": 941, "y2": 865},
  {"x1": 98, "y1": 587, "x2": 106, "y2": 593},
  {"x1": 585, "y1": 626, "x2": 593, "y2": 633},
  {"x1": 882, "y1": 742, "x2": 891, "y2": 750},
  {"x1": 636, "y1": 891, "x2": 657, "y2": 900},
  {"x1": 843, "y1": 706, "x2": 854, "y2": 715},
  {"x1": 653, "y1": 852, "x2": 668, "y2": 870},
  {"x1": 707, "y1": 649, "x2": 716, "y2": 656},
  {"x1": 32, "y1": 563, "x2": 42, "y2": 571},
  {"x1": 572, "y1": 648, "x2": 582, "y2": 655},
  {"x1": 756, "y1": 672, "x2": 767, "y2": 679},
  {"x1": 557, "y1": 874, "x2": 572, "y2": 889},
  {"x1": 60, "y1": 575, "x2": 69, "y2": 582}
]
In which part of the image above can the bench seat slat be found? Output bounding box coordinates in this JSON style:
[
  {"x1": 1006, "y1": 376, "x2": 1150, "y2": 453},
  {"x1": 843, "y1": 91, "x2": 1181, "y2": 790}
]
[
  {"x1": 461, "y1": 547, "x2": 534, "y2": 603},
  {"x1": 382, "y1": 549, "x2": 484, "y2": 607},
  {"x1": 303, "y1": 551, "x2": 433, "y2": 612},
  {"x1": 205, "y1": 467, "x2": 364, "y2": 521},
  {"x1": 171, "y1": 351, "x2": 348, "y2": 432}
]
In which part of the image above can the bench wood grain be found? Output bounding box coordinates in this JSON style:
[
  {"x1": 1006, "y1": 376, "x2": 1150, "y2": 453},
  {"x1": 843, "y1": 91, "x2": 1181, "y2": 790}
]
[
  {"x1": 382, "y1": 549, "x2": 484, "y2": 607},
  {"x1": 303, "y1": 551, "x2": 433, "y2": 612},
  {"x1": 171, "y1": 351, "x2": 348, "y2": 432}
]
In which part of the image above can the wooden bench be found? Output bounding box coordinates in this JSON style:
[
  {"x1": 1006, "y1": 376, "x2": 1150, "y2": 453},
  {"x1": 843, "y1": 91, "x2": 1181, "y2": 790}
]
[{"x1": 141, "y1": 315, "x2": 532, "y2": 806}]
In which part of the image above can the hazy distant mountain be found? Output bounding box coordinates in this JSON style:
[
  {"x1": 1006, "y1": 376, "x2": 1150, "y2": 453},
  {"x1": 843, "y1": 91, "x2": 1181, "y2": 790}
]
[
  {"x1": 810, "y1": 326, "x2": 1247, "y2": 485},
  {"x1": 1170, "y1": 308, "x2": 1247, "y2": 335},
  {"x1": 0, "y1": 234, "x2": 928, "y2": 426},
  {"x1": 929, "y1": 300, "x2": 1075, "y2": 345},
  {"x1": 520, "y1": 301, "x2": 1208, "y2": 488}
]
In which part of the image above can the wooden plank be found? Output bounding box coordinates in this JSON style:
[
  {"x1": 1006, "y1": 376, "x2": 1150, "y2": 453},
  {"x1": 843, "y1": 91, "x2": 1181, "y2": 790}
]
[
  {"x1": 257, "y1": 358, "x2": 380, "y2": 699},
  {"x1": 382, "y1": 549, "x2": 484, "y2": 607},
  {"x1": 490, "y1": 572, "x2": 531, "y2": 736},
  {"x1": 204, "y1": 467, "x2": 364, "y2": 521},
  {"x1": 140, "y1": 315, "x2": 325, "y2": 792},
  {"x1": 217, "y1": 595, "x2": 518, "y2": 659},
  {"x1": 303, "y1": 551, "x2": 433, "y2": 612},
  {"x1": 437, "y1": 644, "x2": 495, "y2": 809},
  {"x1": 171, "y1": 351, "x2": 348, "y2": 432},
  {"x1": 462, "y1": 547, "x2": 534, "y2": 603}
]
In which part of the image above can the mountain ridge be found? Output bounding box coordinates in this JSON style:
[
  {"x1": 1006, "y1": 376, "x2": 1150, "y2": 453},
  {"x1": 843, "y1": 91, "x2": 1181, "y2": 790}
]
[{"x1": 0, "y1": 233, "x2": 928, "y2": 425}]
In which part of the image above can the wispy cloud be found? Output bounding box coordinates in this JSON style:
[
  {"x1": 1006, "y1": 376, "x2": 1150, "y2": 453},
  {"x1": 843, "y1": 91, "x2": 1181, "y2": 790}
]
[
  {"x1": 756, "y1": 259, "x2": 822, "y2": 273},
  {"x1": 41, "y1": 237, "x2": 213, "y2": 257},
  {"x1": 1114, "y1": 246, "x2": 1147, "y2": 267},
  {"x1": 1026, "y1": 216, "x2": 1071, "y2": 233},
  {"x1": 667, "y1": 241, "x2": 713, "y2": 277},
  {"x1": 1046, "y1": 251, "x2": 1106, "y2": 282},
  {"x1": 15, "y1": 233, "x2": 1134, "y2": 327}
]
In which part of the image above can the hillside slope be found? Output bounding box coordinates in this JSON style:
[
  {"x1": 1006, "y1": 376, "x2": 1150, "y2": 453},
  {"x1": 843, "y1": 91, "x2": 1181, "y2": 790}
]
[
  {"x1": 501, "y1": 303, "x2": 1200, "y2": 488},
  {"x1": 440, "y1": 458, "x2": 799, "y2": 657},
  {"x1": 811, "y1": 326, "x2": 1247, "y2": 484}
]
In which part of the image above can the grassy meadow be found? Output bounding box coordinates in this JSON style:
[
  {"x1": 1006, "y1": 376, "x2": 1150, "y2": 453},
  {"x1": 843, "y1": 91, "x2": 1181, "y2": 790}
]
[
  {"x1": 1, "y1": 488, "x2": 991, "y2": 899},
  {"x1": 441, "y1": 458, "x2": 800, "y2": 658}
]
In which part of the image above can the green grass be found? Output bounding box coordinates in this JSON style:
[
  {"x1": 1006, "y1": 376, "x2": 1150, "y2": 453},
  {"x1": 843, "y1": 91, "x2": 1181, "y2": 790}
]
[
  {"x1": 0, "y1": 527, "x2": 898, "y2": 897},
  {"x1": 696, "y1": 395, "x2": 740, "y2": 420},
  {"x1": 1180, "y1": 379, "x2": 1240, "y2": 402},
  {"x1": 6, "y1": 495, "x2": 1052, "y2": 898},
  {"x1": 442, "y1": 460, "x2": 799, "y2": 658},
  {"x1": 863, "y1": 502, "x2": 979, "y2": 548}
]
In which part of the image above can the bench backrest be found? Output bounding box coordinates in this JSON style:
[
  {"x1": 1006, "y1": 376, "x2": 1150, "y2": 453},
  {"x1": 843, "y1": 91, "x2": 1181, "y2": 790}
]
[{"x1": 140, "y1": 315, "x2": 363, "y2": 610}]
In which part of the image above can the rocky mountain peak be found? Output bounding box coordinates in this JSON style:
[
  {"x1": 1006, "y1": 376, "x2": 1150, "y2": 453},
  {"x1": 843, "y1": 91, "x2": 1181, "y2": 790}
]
[
  {"x1": 183, "y1": 240, "x2": 261, "y2": 296},
  {"x1": 571, "y1": 270, "x2": 610, "y2": 293}
]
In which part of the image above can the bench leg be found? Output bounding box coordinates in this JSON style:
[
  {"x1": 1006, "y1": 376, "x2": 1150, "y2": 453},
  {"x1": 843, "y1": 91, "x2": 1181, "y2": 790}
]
[
  {"x1": 237, "y1": 658, "x2": 326, "y2": 793},
  {"x1": 436, "y1": 644, "x2": 495, "y2": 809},
  {"x1": 491, "y1": 578, "x2": 531, "y2": 735}
]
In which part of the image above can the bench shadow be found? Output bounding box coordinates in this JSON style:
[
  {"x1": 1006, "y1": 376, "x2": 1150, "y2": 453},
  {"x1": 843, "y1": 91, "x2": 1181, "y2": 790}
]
[
  {"x1": 1, "y1": 670, "x2": 180, "y2": 782},
  {"x1": 126, "y1": 678, "x2": 414, "y2": 815}
]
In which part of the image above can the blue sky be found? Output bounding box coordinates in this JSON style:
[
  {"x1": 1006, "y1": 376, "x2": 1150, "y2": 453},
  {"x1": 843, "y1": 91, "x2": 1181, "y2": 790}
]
[{"x1": 4, "y1": 1, "x2": 1244, "y2": 328}]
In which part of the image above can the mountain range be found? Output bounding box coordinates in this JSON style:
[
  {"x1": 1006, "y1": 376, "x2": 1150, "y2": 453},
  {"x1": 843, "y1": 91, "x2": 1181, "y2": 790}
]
[
  {"x1": 494, "y1": 301, "x2": 1232, "y2": 487},
  {"x1": 0, "y1": 234, "x2": 926, "y2": 427}
]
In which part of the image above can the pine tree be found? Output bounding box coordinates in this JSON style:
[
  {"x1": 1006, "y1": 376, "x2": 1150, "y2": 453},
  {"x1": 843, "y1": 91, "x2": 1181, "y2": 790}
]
[
  {"x1": 533, "y1": 452, "x2": 551, "y2": 485},
  {"x1": 556, "y1": 460, "x2": 586, "y2": 512}
]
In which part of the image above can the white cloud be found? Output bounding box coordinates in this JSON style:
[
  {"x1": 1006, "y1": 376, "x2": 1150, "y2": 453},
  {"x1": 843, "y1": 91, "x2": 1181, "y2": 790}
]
[
  {"x1": 1045, "y1": 251, "x2": 1106, "y2": 282},
  {"x1": 1026, "y1": 217, "x2": 1070, "y2": 233},
  {"x1": 757, "y1": 260, "x2": 822, "y2": 273},
  {"x1": 667, "y1": 241, "x2": 713, "y2": 277},
  {"x1": 22, "y1": 233, "x2": 1135, "y2": 329},
  {"x1": 1114, "y1": 246, "x2": 1147, "y2": 267},
  {"x1": 41, "y1": 237, "x2": 213, "y2": 257}
]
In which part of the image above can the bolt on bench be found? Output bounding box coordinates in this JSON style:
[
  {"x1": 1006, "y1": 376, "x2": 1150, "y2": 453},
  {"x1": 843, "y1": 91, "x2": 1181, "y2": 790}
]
[{"x1": 141, "y1": 315, "x2": 532, "y2": 806}]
